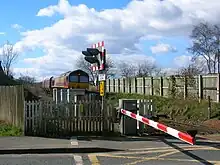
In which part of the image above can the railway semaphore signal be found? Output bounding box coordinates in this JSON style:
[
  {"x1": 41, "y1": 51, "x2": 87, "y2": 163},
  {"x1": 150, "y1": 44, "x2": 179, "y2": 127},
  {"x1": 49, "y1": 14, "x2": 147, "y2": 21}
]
[{"x1": 82, "y1": 48, "x2": 101, "y2": 69}]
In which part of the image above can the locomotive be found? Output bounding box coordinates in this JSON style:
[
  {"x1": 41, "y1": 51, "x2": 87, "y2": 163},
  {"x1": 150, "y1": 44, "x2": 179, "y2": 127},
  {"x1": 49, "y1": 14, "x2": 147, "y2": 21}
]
[{"x1": 41, "y1": 69, "x2": 90, "y2": 90}]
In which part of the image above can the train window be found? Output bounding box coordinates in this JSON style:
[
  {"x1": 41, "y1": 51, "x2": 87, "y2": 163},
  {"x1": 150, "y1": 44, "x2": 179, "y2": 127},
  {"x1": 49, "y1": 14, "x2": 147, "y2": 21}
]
[
  {"x1": 69, "y1": 75, "x2": 78, "y2": 82},
  {"x1": 79, "y1": 76, "x2": 89, "y2": 83}
]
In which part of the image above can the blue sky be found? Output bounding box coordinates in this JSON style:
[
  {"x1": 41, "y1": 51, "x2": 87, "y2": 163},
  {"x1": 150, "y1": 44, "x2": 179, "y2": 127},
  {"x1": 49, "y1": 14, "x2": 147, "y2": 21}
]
[{"x1": 0, "y1": 0, "x2": 217, "y2": 79}]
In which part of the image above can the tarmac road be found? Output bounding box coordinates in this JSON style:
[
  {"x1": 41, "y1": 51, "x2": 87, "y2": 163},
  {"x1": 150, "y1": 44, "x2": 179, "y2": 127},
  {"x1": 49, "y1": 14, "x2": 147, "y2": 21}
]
[
  {"x1": 0, "y1": 145, "x2": 219, "y2": 165},
  {"x1": 0, "y1": 135, "x2": 219, "y2": 165}
]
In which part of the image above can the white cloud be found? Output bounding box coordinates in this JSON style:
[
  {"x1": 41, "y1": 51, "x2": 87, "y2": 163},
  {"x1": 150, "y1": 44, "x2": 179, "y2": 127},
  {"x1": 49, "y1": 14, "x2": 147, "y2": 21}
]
[
  {"x1": 151, "y1": 43, "x2": 177, "y2": 54},
  {"x1": 173, "y1": 55, "x2": 192, "y2": 67},
  {"x1": 11, "y1": 24, "x2": 23, "y2": 30},
  {"x1": 113, "y1": 54, "x2": 156, "y2": 66},
  {"x1": 140, "y1": 35, "x2": 163, "y2": 41},
  {"x1": 13, "y1": 0, "x2": 220, "y2": 80},
  {"x1": 0, "y1": 32, "x2": 5, "y2": 35}
]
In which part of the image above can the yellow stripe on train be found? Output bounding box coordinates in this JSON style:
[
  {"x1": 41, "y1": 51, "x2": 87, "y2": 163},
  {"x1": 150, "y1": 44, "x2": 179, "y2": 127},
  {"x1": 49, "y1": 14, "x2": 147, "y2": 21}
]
[{"x1": 69, "y1": 82, "x2": 89, "y2": 89}]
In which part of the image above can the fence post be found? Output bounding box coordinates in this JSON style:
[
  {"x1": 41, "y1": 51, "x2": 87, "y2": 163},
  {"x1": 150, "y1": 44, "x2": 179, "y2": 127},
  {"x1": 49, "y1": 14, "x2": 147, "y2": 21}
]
[
  {"x1": 123, "y1": 78, "x2": 125, "y2": 93},
  {"x1": 23, "y1": 100, "x2": 26, "y2": 136},
  {"x1": 216, "y1": 74, "x2": 220, "y2": 102},
  {"x1": 142, "y1": 77, "x2": 145, "y2": 94},
  {"x1": 184, "y1": 76, "x2": 188, "y2": 100},
  {"x1": 108, "y1": 79, "x2": 110, "y2": 92},
  {"x1": 39, "y1": 101, "x2": 43, "y2": 135},
  {"x1": 198, "y1": 75, "x2": 203, "y2": 102},
  {"x1": 113, "y1": 79, "x2": 115, "y2": 92},
  {"x1": 134, "y1": 77, "x2": 137, "y2": 93},
  {"x1": 160, "y1": 77, "x2": 163, "y2": 96},
  {"x1": 103, "y1": 101, "x2": 108, "y2": 134},
  {"x1": 128, "y1": 78, "x2": 131, "y2": 93},
  {"x1": 118, "y1": 79, "x2": 120, "y2": 93},
  {"x1": 208, "y1": 96, "x2": 211, "y2": 119},
  {"x1": 150, "y1": 77, "x2": 154, "y2": 95}
]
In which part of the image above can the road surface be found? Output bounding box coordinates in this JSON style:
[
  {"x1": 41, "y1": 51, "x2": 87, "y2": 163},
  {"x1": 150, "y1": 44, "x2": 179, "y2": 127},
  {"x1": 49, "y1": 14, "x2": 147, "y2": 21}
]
[{"x1": 0, "y1": 135, "x2": 219, "y2": 164}]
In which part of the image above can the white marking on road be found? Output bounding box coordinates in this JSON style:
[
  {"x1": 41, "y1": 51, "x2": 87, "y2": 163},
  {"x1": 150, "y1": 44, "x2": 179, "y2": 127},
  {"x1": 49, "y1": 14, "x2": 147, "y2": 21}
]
[
  {"x1": 71, "y1": 141, "x2": 78, "y2": 145},
  {"x1": 73, "y1": 155, "x2": 83, "y2": 165},
  {"x1": 70, "y1": 136, "x2": 78, "y2": 146}
]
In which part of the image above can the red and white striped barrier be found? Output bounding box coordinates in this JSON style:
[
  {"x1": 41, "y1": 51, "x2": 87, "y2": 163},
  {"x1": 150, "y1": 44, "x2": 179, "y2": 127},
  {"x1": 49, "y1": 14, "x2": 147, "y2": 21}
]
[
  {"x1": 120, "y1": 109, "x2": 195, "y2": 145},
  {"x1": 91, "y1": 41, "x2": 105, "y2": 71}
]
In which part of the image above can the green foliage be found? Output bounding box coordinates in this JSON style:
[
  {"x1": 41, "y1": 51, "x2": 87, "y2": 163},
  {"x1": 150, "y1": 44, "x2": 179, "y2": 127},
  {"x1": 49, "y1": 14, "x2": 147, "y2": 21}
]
[
  {"x1": 106, "y1": 93, "x2": 220, "y2": 123},
  {"x1": 0, "y1": 122, "x2": 22, "y2": 136}
]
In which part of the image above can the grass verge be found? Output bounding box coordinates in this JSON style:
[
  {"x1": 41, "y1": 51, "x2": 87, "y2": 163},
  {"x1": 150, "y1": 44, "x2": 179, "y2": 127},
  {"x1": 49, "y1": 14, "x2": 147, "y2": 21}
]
[{"x1": 0, "y1": 121, "x2": 22, "y2": 136}]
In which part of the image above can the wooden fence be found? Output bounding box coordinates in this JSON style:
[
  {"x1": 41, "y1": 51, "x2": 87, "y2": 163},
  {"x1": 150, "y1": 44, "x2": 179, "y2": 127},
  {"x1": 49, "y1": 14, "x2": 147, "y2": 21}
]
[
  {"x1": 24, "y1": 100, "x2": 116, "y2": 137},
  {"x1": 0, "y1": 85, "x2": 24, "y2": 128},
  {"x1": 106, "y1": 74, "x2": 220, "y2": 102}
]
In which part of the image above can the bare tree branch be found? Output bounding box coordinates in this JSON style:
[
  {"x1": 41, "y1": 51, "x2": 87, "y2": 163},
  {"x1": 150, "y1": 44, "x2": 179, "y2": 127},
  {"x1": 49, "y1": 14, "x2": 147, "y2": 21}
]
[
  {"x1": 17, "y1": 74, "x2": 36, "y2": 85},
  {"x1": 118, "y1": 62, "x2": 136, "y2": 78},
  {"x1": 176, "y1": 63, "x2": 203, "y2": 77},
  {"x1": 188, "y1": 22, "x2": 220, "y2": 73},
  {"x1": 118, "y1": 60, "x2": 163, "y2": 78},
  {"x1": 0, "y1": 41, "x2": 18, "y2": 76},
  {"x1": 135, "y1": 62, "x2": 161, "y2": 77}
]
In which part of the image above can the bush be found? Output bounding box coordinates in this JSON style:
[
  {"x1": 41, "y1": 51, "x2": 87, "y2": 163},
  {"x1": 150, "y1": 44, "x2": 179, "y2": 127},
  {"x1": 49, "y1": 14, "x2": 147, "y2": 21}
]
[
  {"x1": 106, "y1": 93, "x2": 220, "y2": 123},
  {"x1": 0, "y1": 122, "x2": 22, "y2": 136}
]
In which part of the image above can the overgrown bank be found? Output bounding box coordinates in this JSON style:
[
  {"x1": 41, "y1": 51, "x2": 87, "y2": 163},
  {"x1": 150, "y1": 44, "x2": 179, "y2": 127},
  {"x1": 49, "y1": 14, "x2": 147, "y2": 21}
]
[
  {"x1": 0, "y1": 121, "x2": 22, "y2": 136},
  {"x1": 106, "y1": 93, "x2": 220, "y2": 134}
]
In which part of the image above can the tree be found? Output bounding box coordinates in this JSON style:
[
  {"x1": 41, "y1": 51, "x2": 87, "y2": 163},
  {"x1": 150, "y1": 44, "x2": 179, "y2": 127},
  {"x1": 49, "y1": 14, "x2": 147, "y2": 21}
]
[
  {"x1": 104, "y1": 56, "x2": 115, "y2": 79},
  {"x1": 76, "y1": 55, "x2": 115, "y2": 84},
  {"x1": 177, "y1": 63, "x2": 203, "y2": 77},
  {"x1": 17, "y1": 74, "x2": 36, "y2": 85},
  {"x1": 0, "y1": 41, "x2": 18, "y2": 76},
  {"x1": 118, "y1": 60, "x2": 163, "y2": 78},
  {"x1": 118, "y1": 62, "x2": 136, "y2": 78},
  {"x1": 188, "y1": 22, "x2": 220, "y2": 74},
  {"x1": 135, "y1": 62, "x2": 162, "y2": 77}
]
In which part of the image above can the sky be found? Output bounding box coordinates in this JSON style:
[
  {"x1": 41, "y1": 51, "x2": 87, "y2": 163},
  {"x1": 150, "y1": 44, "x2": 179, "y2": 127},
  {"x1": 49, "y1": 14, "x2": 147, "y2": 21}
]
[{"x1": 0, "y1": 0, "x2": 220, "y2": 81}]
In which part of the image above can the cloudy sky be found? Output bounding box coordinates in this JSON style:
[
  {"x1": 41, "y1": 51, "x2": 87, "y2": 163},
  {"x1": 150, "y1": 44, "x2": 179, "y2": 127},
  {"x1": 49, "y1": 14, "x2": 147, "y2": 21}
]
[{"x1": 0, "y1": 0, "x2": 219, "y2": 81}]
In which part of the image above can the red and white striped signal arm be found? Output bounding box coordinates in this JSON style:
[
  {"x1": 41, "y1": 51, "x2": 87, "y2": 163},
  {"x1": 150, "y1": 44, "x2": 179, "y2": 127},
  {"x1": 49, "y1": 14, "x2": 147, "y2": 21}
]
[
  {"x1": 120, "y1": 109, "x2": 195, "y2": 145},
  {"x1": 91, "y1": 41, "x2": 105, "y2": 71}
]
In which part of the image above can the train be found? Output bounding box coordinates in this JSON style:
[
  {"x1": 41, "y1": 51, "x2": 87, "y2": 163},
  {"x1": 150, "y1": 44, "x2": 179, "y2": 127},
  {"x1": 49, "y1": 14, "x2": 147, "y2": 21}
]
[{"x1": 41, "y1": 69, "x2": 91, "y2": 90}]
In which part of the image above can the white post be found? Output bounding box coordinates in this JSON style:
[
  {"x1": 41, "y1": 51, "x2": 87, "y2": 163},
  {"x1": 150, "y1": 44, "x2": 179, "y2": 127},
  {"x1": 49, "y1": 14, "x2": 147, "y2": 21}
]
[
  {"x1": 74, "y1": 95, "x2": 77, "y2": 117},
  {"x1": 53, "y1": 88, "x2": 56, "y2": 102},
  {"x1": 60, "y1": 89, "x2": 63, "y2": 102},
  {"x1": 67, "y1": 89, "x2": 70, "y2": 103},
  {"x1": 150, "y1": 99, "x2": 153, "y2": 116},
  {"x1": 137, "y1": 99, "x2": 140, "y2": 130},
  {"x1": 55, "y1": 88, "x2": 58, "y2": 104}
]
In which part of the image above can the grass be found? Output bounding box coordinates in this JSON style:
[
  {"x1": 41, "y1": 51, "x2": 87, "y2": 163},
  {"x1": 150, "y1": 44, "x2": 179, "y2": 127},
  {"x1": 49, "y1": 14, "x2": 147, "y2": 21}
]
[
  {"x1": 106, "y1": 92, "x2": 220, "y2": 124},
  {"x1": 0, "y1": 121, "x2": 22, "y2": 136}
]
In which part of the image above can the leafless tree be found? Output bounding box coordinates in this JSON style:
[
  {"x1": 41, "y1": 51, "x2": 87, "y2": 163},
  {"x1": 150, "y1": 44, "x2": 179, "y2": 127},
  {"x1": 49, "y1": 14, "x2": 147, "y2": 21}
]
[
  {"x1": 118, "y1": 62, "x2": 136, "y2": 78},
  {"x1": 188, "y1": 22, "x2": 220, "y2": 74},
  {"x1": 118, "y1": 60, "x2": 163, "y2": 78},
  {"x1": 0, "y1": 41, "x2": 18, "y2": 76},
  {"x1": 135, "y1": 62, "x2": 162, "y2": 77},
  {"x1": 176, "y1": 63, "x2": 203, "y2": 77},
  {"x1": 17, "y1": 74, "x2": 36, "y2": 85}
]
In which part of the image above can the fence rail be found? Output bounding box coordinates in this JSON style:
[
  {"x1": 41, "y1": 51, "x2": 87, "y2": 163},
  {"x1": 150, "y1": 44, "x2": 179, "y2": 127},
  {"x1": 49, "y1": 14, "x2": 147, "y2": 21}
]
[{"x1": 106, "y1": 74, "x2": 220, "y2": 102}]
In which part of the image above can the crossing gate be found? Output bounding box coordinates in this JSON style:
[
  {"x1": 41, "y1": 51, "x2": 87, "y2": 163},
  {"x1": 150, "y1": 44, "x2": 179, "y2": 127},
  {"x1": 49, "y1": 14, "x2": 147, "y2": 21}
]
[
  {"x1": 24, "y1": 100, "x2": 115, "y2": 137},
  {"x1": 120, "y1": 109, "x2": 195, "y2": 145}
]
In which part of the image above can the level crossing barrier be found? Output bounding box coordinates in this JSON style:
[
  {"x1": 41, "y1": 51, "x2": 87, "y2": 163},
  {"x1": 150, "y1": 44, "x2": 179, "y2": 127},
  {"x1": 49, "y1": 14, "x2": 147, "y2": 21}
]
[{"x1": 120, "y1": 109, "x2": 195, "y2": 145}]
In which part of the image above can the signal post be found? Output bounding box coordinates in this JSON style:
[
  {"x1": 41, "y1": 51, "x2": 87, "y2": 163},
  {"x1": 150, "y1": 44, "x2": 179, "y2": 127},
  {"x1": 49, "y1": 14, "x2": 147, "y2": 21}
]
[{"x1": 82, "y1": 41, "x2": 107, "y2": 132}]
